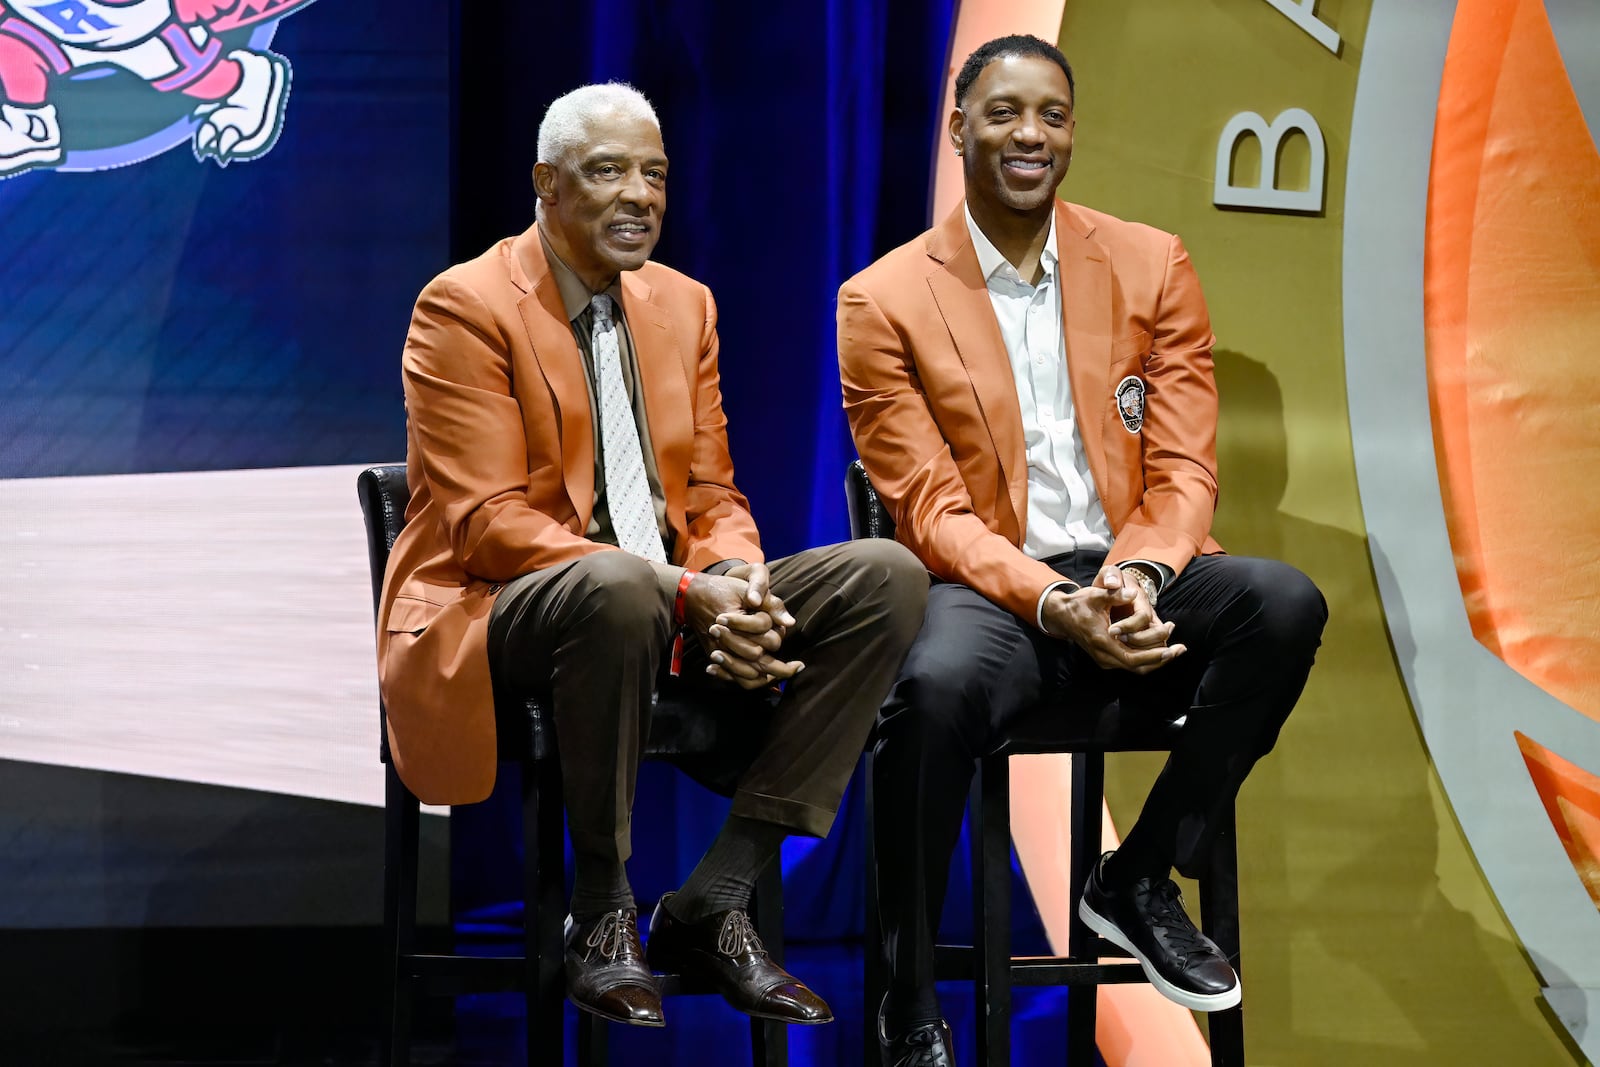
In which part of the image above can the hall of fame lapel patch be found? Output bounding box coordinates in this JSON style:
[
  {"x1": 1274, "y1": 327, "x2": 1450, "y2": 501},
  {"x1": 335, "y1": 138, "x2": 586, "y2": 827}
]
[{"x1": 1115, "y1": 375, "x2": 1146, "y2": 434}]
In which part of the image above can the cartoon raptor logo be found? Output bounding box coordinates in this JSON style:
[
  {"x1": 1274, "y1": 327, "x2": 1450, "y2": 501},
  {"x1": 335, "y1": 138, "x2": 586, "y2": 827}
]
[{"x1": 0, "y1": 0, "x2": 319, "y2": 178}]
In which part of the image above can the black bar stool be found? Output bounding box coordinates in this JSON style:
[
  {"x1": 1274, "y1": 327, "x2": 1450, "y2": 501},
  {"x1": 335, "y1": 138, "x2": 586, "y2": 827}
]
[
  {"x1": 359, "y1": 463, "x2": 789, "y2": 1067},
  {"x1": 846, "y1": 459, "x2": 1243, "y2": 1067}
]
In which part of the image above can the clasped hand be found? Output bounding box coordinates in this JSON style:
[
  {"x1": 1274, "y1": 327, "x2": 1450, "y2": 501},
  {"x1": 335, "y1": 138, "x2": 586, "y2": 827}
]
[
  {"x1": 680, "y1": 563, "x2": 804, "y2": 690},
  {"x1": 1041, "y1": 565, "x2": 1187, "y2": 675}
]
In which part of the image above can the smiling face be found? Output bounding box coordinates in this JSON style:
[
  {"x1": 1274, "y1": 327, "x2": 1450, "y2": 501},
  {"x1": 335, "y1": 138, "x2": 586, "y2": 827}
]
[
  {"x1": 534, "y1": 110, "x2": 667, "y2": 291},
  {"x1": 951, "y1": 53, "x2": 1075, "y2": 219}
]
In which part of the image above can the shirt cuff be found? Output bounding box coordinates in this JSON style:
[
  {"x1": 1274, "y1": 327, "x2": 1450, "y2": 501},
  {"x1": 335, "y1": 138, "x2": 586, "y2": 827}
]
[
  {"x1": 649, "y1": 561, "x2": 689, "y2": 602},
  {"x1": 1035, "y1": 579, "x2": 1080, "y2": 632}
]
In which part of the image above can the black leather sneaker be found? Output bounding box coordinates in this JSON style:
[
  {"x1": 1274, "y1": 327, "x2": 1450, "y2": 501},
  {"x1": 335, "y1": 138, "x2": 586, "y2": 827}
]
[{"x1": 1078, "y1": 851, "x2": 1240, "y2": 1011}]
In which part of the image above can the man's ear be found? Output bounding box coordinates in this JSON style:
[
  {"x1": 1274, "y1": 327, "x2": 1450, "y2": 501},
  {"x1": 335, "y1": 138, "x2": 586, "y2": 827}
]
[
  {"x1": 533, "y1": 161, "x2": 557, "y2": 207},
  {"x1": 947, "y1": 108, "x2": 966, "y2": 155}
]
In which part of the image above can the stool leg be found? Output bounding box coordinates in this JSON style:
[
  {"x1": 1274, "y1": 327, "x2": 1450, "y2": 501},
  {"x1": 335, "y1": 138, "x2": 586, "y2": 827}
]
[
  {"x1": 1065, "y1": 753, "x2": 1104, "y2": 1066},
  {"x1": 972, "y1": 755, "x2": 1012, "y2": 1066},
  {"x1": 383, "y1": 761, "x2": 417, "y2": 1067},
  {"x1": 863, "y1": 752, "x2": 886, "y2": 1067},
  {"x1": 578, "y1": 1015, "x2": 609, "y2": 1066},
  {"x1": 749, "y1": 860, "x2": 790, "y2": 1066},
  {"x1": 1200, "y1": 807, "x2": 1244, "y2": 1067},
  {"x1": 524, "y1": 757, "x2": 569, "y2": 1066}
]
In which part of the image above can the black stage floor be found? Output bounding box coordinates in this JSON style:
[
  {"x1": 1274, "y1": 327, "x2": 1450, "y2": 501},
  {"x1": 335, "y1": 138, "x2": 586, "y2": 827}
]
[{"x1": 0, "y1": 936, "x2": 1094, "y2": 1066}]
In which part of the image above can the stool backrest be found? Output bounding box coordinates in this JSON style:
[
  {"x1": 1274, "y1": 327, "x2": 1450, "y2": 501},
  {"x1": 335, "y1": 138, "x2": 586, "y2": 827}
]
[
  {"x1": 357, "y1": 463, "x2": 410, "y2": 761},
  {"x1": 845, "y1": 460, "x2": 895, "y2": 541},
  {"x1": 357, "y1": 464, "x2": 411, "y2": 621}
]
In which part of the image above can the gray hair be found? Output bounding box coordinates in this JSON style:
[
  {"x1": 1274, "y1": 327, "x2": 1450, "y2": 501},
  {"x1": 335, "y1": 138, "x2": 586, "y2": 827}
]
[{"x1": 536, "y1": 82, "x2": 660, "y2": 167}]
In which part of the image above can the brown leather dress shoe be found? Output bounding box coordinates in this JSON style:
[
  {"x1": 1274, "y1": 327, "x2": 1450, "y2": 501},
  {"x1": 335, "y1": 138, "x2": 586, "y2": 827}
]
[
  {"x1": 645, "y1": 893, "x2": 833, "y2": 1024},
  {"x1": 564, "y1": 908, "x2": 664, "y2": 1027}
]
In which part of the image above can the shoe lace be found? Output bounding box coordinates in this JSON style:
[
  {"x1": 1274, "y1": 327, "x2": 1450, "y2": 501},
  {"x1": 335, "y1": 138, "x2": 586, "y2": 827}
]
[
  {"x1": 1145, "y1": 880, "x2": 1209, "y2": 960},
  {"x1": 715, "y1": 909, "x2": 768, "y2": 958},
  {"x1": 896, "y1": 1025, "x2": 945, "y2": 1067},
  {"x1": 585, "y1": 909, "x2": 642, "y2": 963}
]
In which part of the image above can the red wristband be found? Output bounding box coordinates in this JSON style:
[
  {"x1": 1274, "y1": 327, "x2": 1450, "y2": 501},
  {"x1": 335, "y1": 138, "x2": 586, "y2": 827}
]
[
  {"x1": 673, "y1": 569, "x2": 698, "y2": 627},
  {"x1": 670, "y1": 570, "x2": 698, "y2": 678}
]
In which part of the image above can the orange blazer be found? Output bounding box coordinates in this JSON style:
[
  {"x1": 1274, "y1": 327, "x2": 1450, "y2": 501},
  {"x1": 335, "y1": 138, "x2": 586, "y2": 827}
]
[
  {"x1": 379, "y1": 225, "x2": 763, "y2": 805},
  {"x1": 838, "y1": 199, "x2": 1222, "y2": 624}
]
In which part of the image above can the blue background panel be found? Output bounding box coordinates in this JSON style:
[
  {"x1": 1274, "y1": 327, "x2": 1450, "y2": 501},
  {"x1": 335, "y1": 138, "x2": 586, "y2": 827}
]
[{"x1": 0, "y1": 0, "x2": 448, "y2": 479}]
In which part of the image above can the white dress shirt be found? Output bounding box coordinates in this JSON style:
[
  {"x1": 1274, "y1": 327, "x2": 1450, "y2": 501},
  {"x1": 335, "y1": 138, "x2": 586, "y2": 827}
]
[
  {"x1": 966, "y1": 205, "x2": 1112, "y2": 559},
  {"x1": 964, "y1": 207, "x2": 1170, "y2": 624}
]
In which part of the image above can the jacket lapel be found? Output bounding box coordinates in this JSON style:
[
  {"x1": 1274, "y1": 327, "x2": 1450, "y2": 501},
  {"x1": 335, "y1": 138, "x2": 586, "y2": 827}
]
[
  {"x1": 1055, "y1": 202, "x2": 1115, "y2": 507},
  {"x1": 511, "y1": 227, "x2": 595, "y2": 522},
  {"x1": 620, "y1": 271, "x2": 692, "y2": 512},
  {"x1": 925, "y1": 204, "x2": 1029, "y2": 535}
]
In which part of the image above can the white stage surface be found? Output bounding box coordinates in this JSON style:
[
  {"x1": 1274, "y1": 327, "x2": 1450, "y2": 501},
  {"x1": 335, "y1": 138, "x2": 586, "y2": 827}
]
[{"x1": 1, "y1": 464, "x2": 417, "y2": 809}]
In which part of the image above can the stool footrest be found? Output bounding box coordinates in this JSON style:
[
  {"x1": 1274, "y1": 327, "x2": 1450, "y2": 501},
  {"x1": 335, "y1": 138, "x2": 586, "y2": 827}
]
[
  {"x1": 932, "y1": 945, "x2": 1147, "y2": 987},
  {"x1": 402, "y1": 953, "x2": 772, "y2": 1000},
  {"x1": 406, "y1": 953, "x2": 525, "y2": 993},
  {"x1": 1011, "y1": 959, "x2": 1148, "y2": 986},
  {"x1": 655, "y1": 973, "x2": 741, "y2": 998}
]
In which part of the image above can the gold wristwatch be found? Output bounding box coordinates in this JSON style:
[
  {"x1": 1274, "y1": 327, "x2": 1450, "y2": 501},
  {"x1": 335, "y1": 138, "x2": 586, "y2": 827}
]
[{"x1": 1120, "y1": 565, "x2": 1159, "y2": 608}]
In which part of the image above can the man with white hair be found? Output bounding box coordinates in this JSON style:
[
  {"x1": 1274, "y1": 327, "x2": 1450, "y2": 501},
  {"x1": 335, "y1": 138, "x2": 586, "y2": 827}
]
[{"x1": 380, "y1": 82, "x2": 927, "y2": 1029}]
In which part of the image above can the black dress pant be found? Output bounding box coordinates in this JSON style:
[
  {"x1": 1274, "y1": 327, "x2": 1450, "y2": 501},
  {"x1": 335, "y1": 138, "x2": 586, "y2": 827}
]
[{"x1": 872, "y1": 550, "x2": 1327, "y2": 1018}]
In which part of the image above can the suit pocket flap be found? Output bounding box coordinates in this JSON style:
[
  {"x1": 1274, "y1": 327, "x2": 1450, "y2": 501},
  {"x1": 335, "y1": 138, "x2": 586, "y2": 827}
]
[{"x1": 385, "y1": 596, "x2": 438, "y2": 634}]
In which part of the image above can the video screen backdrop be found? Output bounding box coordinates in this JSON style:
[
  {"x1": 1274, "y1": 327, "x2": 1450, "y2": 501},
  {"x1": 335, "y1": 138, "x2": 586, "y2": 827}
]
[{"x1": 0, "y1": 0, "x2": 449, "y2": 808}]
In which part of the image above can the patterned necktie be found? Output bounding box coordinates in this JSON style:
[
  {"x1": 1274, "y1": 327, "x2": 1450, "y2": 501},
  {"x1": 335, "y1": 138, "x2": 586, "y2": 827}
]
[{"x1": 590, "y1": 293, "x2": 668, "y2": 563}]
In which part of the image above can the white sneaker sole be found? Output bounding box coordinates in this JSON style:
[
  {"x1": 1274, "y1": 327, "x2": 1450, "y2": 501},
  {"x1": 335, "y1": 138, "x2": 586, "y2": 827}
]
[{"x1": 1078, "y1": 896, "x2": 1242, "y2": 1012}]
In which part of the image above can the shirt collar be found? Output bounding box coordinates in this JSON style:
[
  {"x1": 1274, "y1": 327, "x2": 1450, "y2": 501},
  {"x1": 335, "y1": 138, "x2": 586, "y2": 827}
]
[
  {"x1": 963, "y1": 203, "x2": 1058, "y2": 283},
  {"x1": 538, "y1": 224, "x2": 623, "y2": 322}
]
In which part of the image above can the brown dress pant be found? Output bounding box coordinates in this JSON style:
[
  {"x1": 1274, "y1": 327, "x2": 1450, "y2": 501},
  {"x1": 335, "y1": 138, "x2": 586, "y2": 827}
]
[{"x1": 486, "y1": 539, "x2": 928, "y2": 863}]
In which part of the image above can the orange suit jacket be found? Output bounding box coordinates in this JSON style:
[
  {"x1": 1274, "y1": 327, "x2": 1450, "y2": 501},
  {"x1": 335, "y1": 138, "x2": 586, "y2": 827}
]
[
  {"x1": 378, "y1": 225, "x2": 763, "y2": 805},
  {"x1": 838, "y1": 199, "x2": 1222, "y2": 624}
]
